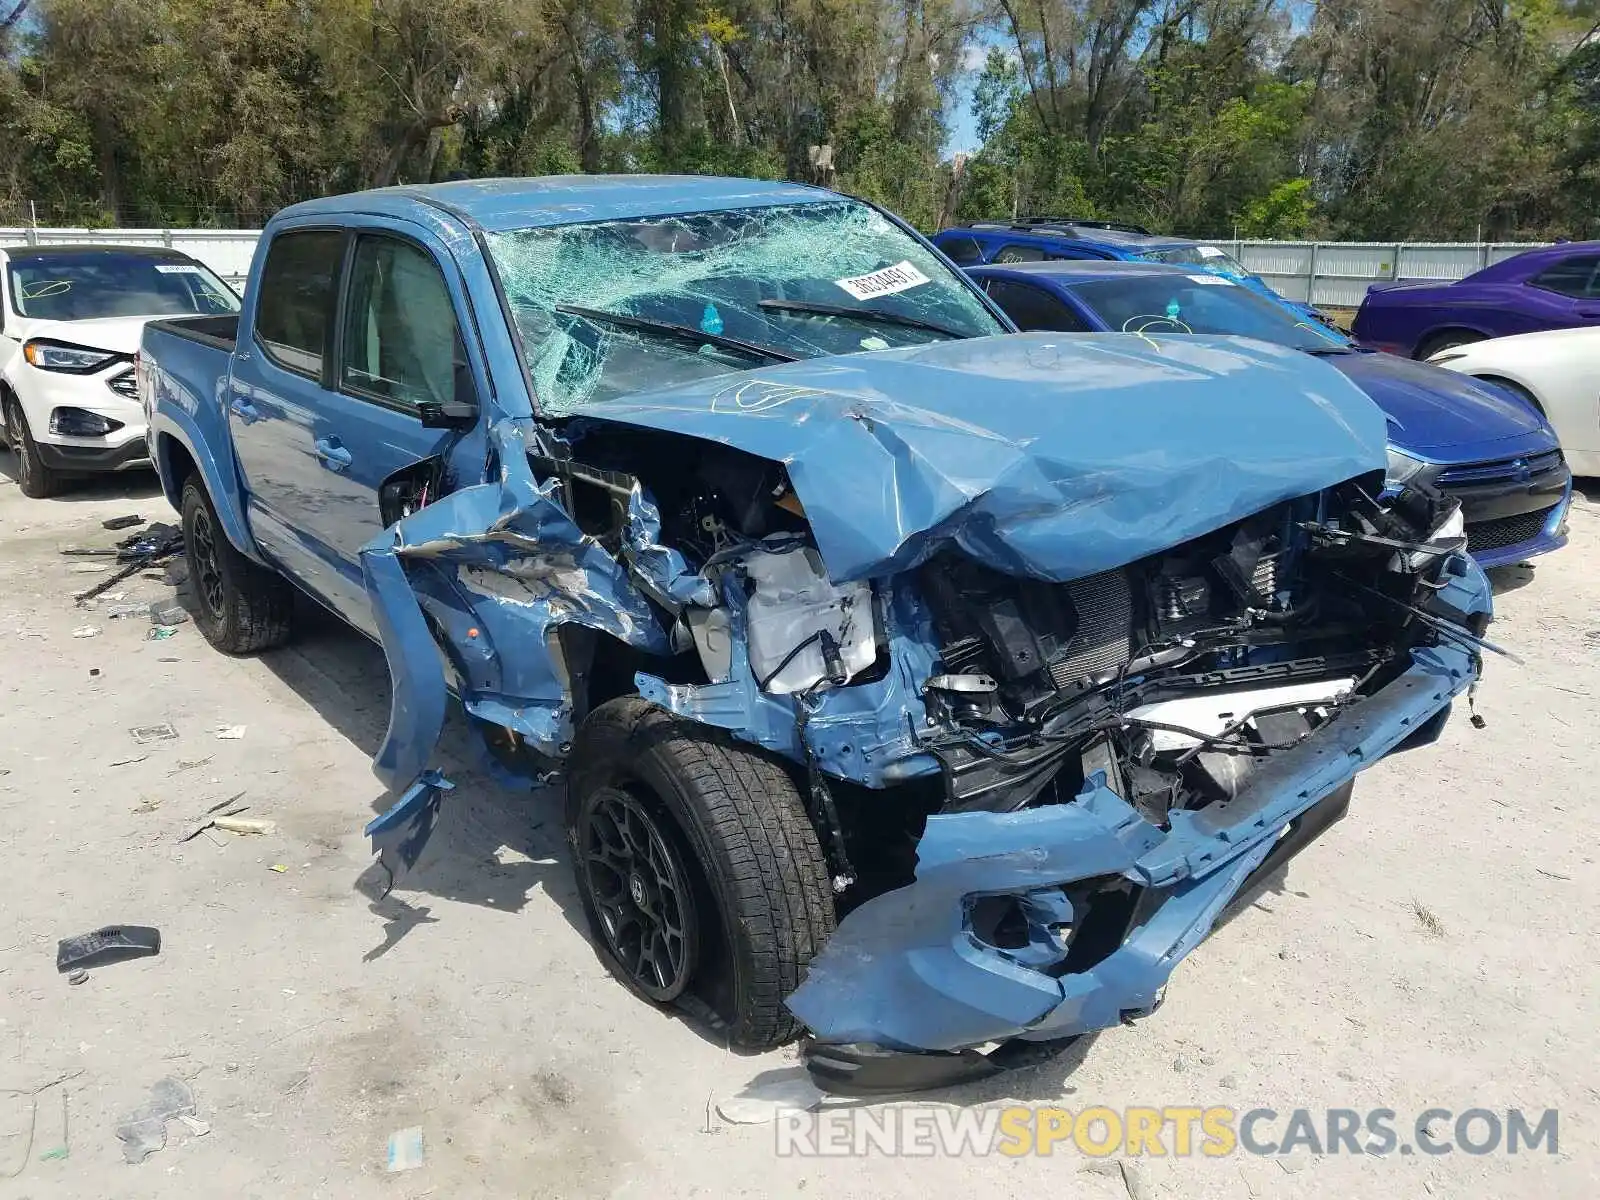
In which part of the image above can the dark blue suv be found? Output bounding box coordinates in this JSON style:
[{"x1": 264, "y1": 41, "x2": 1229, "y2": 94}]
[{"x1": 933, "y1": 217, "x2": 1331, "y2": 326}]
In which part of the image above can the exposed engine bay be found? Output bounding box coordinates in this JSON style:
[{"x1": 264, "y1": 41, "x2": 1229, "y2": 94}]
[{"x1": 539, "y1": 424, "x2": 1480, "y2": 900}]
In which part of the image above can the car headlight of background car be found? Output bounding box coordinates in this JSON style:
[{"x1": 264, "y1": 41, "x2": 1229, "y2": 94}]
[
  {"x1": 22, "y1": 339, "x2": 120, "y2": 374},
  {"x1": 1385, "y1": 447, "x2": 1430, "y2": 490}
]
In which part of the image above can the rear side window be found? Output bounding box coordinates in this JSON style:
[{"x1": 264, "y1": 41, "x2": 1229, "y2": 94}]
[
  {"x1": 938, "y1": 236, "x2": 984, "y2": 265},
  {"x1": 340, "y1": 235, "x2": 462, "y2": 409},
  {"x1": 984, "y1": 279, "x2": 1091, "y2": 332},
  {"x1": 255, "y1": 230, "x2": 343, "y2": 377},
  {"x1": 994, "y1": 243, "x2": 1048, "y2": 264},
  {"x1": 1529, "y1": 254, "x2": 1600, "y2": 298}
]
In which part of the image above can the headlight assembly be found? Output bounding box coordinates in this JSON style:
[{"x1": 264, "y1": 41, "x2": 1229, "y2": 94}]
[
  {"x1": 22, "y1": 340, "x2": 119, "y2": 374},
  {"x1": 1384, "y1": 448, "x2": 1429, "y2": 490}
]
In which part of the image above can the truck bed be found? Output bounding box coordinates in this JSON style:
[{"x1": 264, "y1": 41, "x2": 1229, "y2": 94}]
[{"x1": 145, "y1": 313, "x2": 239, "y2": 353}]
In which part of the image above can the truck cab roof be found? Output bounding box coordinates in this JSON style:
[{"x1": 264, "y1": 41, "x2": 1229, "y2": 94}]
[{"x1": 275, "y1": 175, "x2": 839, "y2": 233}]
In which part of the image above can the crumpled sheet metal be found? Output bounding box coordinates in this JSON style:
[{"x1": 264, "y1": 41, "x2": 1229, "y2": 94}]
[
  {"x1": 581, "y1": 332, "x2": 1391, "y2": 584},
  {"x1": 638, "y1": 575, "x2": 940, "y2": 786},
  {"x1": 359, "y1": 420, "x2": 693, "y2": 869},
  {"x1": 787, "y1": 630, "x2": 1483, "y2": 1054}
]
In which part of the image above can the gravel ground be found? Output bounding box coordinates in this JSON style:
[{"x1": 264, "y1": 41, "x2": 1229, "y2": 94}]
[{"x1": 0, "y1": 457, "x2": 1595, "y2": 1199}]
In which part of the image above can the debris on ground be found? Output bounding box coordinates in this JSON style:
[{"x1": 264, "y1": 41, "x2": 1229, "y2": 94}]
[
  {"x1": 213, "y1": 816, "x2": 274, "y2": 835},
  {"x1": 67, "y1": 969, "x2": 88, "y2": 985},
  {"x1": 73, "y1": 522, "x2": 185, "y2": 606},
  {"x1": 714, "y1": 1071, "x2": 824, "y2": 1124},
  {"x1": 68, "y1": 563, "x2": 110, "y2": 574},
  {"x1": 106, "y1": 603, "x2": 148, "y2": 619},
  {"x1": 110, "y1": 755, "x2": 149, "y2": 768},
  {"x1": 147, "y1": 626, "x2": 178, "y2": 641},
  {"x1": 102, "y1": 514, "x2": 144, "y2": 531},
  {"x1": 131, "y1": 797, "x2": 160, "y2": 814},
  {"x1": 384, "y1": 1126, "x2": 425, "y2": 1172},
  {"x1": 214, "y1": 725, "x2": 246, "y2": 740},
  {"x1": 70, "y1": 626, "x2": 99, "y2": 639},
  {"x1": 114, "y1": 1077, "x2": 203, "y2": 1164},
  {"x1": 1412, "y1": 900, "x2": 1446, "y2": 938},
  {"x1": 0, "y1": 1072, "x2": 79, "y2": 1179},
  {"x1": 149, "y1": 602, "x2": 189, "y2": 627},
  {"x1": 56, "y1": 925, "x2": 162, "y2": 972},
  {"x1": 170, "y1": 757, "x2": 211, "y2": 773},
  {"x1": 129, "y1": 723, "x2": 178, "y2": 744}
]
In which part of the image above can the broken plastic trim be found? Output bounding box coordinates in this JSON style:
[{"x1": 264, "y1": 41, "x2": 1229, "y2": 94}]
[{"x1": 786, "y1": 611, "x2": 1485, "y2": 1058}]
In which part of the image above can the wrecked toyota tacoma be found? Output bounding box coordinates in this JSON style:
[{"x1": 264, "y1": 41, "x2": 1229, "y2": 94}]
[{"x1": 140, "y1": 176, "x2": 1493, "y2": 1094}]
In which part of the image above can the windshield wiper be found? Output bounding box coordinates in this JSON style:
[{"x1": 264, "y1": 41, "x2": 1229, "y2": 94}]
[
  {"x1": 1302, "y1": 345, "x2": 1355, "y2": 356},
  {"x1": 758, "y1": 298, "x2": 968, "y2": 341},
  {"x1": 554, "y1": 304, "x2": 796, "y2": 364}
]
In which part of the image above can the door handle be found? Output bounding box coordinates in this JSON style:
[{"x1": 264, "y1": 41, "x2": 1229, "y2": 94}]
[
  {"x1": 229, "y1": 395, "x2": 260, "y2": 423},
  {"x1": 313, "y1": 438, "x2": 352, "y2": 471}
]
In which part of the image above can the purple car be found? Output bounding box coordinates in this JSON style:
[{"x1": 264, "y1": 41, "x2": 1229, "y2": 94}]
[{"x1": 1352, "y1": 241, "x2": 1600, "y2": 359}]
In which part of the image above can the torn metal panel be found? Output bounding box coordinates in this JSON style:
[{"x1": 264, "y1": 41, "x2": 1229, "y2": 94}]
[
  {"x1": 787, "y1": 634, "x2": 1481, "y2": 1053},
  {"x1": 638, "y1": 575, "x2": 941, "y2": 785},
  {"x1": 359, "y1": 420, "x2": 681, "y2": 805},
  {"x1": 579, "y1": 332, "x2": 1391, "y2": 584}
]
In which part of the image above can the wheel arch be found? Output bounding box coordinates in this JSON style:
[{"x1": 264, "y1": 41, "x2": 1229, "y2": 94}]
[{"x1": 151, "y1": 419, "x2": 266, "y2": 564}]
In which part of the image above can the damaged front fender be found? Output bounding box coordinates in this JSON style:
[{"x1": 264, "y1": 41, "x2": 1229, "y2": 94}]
[{"x1": 358, "y1": 420, "x2": 701, "y2": 873}]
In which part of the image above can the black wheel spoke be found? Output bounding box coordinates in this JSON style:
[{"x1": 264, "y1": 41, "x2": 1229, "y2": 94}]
[{"x1": 580, "y1": 787, "x2": 698, "y2": 1002}]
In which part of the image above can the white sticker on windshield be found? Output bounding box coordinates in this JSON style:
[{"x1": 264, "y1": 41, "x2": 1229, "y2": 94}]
[
  {"x1": 1187, "y1": 273, "x2": 1232, "y2": 285},
  {"x1": 834, "y1": 260, "x2": 931, "y2": 301},
  {"x1": 154, "y1": 264, "x2": 204, "y2": 274},
  {"x1": 1196, "y1": 245, "x2": 1226, "y2": 259}
]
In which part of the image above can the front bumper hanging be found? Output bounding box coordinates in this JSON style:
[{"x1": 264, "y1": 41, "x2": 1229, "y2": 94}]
[{"x1": 788, "y1": 636, "x2": 1480, "y2": 1093}]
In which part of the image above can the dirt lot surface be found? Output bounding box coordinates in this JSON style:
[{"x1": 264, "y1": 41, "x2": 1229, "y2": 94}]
[{"x1": 1, "y1": 457, "x2": 1595, "y2": 1199}]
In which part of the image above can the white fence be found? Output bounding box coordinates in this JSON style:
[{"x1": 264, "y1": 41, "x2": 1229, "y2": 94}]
[
  {"x1": 1225, "y1": 240, "x2": 1550, "y2": 309},
  {"x1": 0, "y1": 226, "x2": 1554, "y2": 310}
]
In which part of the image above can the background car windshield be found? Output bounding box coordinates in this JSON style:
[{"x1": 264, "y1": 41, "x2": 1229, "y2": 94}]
[
  {"x1": 487, "y1": 200, "x2": 1006, "y2": 415},
  {"x1": 1139, "y1": 244, "x2": 1251, "y2": 277},
  {"x1": 7, "y1": 252, "x2": 240, "y2": 320},
  {"x1": 1072, "y1": 275, "x2": 1350, "y2": 350}
]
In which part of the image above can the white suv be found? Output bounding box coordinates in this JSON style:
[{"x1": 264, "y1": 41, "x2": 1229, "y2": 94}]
[{"x1": 0, "y1": 245, "x2": 240, "y2": 497}]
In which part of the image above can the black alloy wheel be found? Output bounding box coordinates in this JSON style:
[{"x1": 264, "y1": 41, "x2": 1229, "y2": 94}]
[{"x1": 581, "y1": 786, "x2": 699, "y2": 1001}]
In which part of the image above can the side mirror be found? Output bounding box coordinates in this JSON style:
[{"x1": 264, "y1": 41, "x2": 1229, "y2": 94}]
[{"x1": 418, "y1": 358, "x2": 478, "y2": 429}]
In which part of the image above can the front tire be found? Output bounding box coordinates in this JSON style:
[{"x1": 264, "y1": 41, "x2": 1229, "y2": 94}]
[
  {"x1": 5, "y1": 396, "x2": 67, "y2": 499},
  {"x1": 568, "y1": 697, "x2": 836, "y2": 1050},
  {"x1": 180, "y1": 478, "x2": 294, "y2": 653}
]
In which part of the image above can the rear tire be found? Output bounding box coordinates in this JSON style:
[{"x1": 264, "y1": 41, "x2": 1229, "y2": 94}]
[
  {"x1": 568, "y1": 697, "x2": 836, "y2": 1050},
  {"x1": 180, "y1": 477, "x2": 294, "y2": 653},
  {"x1": 1416, "y1": 330, "x2": 1483, "y2": 360},
  {"x1": 5, "y1": 396, "x2": 67, "y2": 499}
]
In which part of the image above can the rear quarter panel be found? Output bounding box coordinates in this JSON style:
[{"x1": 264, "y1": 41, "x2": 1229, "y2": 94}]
[{"x1": 143, "y1": 322, "x2": 263, "y2": 562}]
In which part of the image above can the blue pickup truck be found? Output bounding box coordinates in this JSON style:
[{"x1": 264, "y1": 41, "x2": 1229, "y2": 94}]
[{"x1": 141, "y1": 176, "x2": 1492, "y2": 1094}]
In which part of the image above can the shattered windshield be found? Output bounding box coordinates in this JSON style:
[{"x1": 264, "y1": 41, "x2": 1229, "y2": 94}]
[{"x1": 485, "y1": 200, "x2": 1006, "y2": 416}]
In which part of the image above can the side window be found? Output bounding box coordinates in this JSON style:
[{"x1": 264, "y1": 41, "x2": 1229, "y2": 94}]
[
  {"x1": 254, "y1": 230, "x2": 343, "y2": 377},
  {"x1": 340, "y1": 236, "x2": 462, "y2": 409},
  {"x1": 1529, "y1": 255, "x2": 1600, "y2": 298},
  {"x1": 984, "y1": 279, "x2": 1090, "y2": 332},
  {"x1": 993, "y1": 243, "x2": 1048, "y2": 264},
  {"x1": 1045, "y1": 248, "x2": 1105, "y2": 261},
  {"x1": 938, "y1": 236, "x2": 984, "y2": 266}
]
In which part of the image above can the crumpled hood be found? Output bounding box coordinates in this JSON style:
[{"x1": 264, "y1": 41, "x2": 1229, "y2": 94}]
[
  {"x1": 1325, "y1": 349, "x2": 1547, "y2": 453},
  {"x1": 584, "y1": 333, "x2": 1389, "y2": 583}
]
